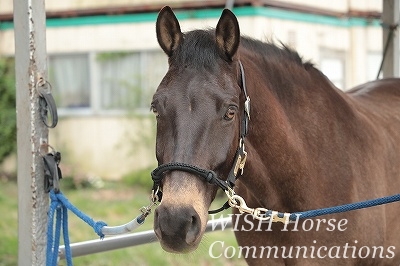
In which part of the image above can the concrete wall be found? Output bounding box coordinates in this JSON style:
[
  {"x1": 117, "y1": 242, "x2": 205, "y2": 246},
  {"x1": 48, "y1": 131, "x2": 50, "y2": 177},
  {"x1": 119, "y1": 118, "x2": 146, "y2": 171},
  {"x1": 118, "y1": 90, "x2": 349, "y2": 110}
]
[{"x1": 50, "y1": 116, "x2": 157, "y2": 180}]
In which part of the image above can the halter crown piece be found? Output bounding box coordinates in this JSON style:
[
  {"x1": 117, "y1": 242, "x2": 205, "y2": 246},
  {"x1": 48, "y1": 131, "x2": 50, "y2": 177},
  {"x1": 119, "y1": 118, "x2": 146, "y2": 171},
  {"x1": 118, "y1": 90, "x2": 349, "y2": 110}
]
[{"x1": 151, "y1": 61, "x2": 250, "y2": 213}]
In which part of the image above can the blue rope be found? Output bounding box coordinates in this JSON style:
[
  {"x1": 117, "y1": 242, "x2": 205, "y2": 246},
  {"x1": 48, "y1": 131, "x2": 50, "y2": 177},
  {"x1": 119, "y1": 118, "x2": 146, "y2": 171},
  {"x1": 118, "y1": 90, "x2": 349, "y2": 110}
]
[
  {"x1": 46, "y1": 190, "x2": 107, "y2": 266},
  {"x1": 267, "y1": 193, "x2": 400, "y2": 221}
]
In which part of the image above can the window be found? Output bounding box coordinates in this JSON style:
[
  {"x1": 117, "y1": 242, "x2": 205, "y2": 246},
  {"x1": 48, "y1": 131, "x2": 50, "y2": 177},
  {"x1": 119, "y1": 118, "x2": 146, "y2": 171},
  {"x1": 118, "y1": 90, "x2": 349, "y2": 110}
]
[
  {"x1": 97, "y1": 52, "x2": 141, "y2": 110},
  {"x1": 319, "y1": 49, "x2": 346, "y2": 90},
  {"x1": 97, "y1": 51, "x2": 167, "y2": 110},
  {"x1": 48, "y1": 54, "x2": 90, "y2": 109},
  {"x1": 367, "y1": 52, "x2": 382, "y2": 80},
  {"x1": 48, "y1": 51, "x2": 168, "y2": 114}
]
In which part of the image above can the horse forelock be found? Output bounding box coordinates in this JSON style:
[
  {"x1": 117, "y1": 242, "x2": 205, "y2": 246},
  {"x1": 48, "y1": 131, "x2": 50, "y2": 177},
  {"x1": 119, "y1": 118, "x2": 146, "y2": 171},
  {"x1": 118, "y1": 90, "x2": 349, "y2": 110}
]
[{"x1": 171, "y1": 29, "x2": 220, "y2": 69}]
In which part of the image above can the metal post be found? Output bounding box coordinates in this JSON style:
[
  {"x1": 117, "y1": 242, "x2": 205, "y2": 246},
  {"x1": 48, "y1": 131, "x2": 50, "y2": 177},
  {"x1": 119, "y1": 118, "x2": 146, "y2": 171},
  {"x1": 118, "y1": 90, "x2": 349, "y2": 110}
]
[
  {"x1": 382, "y1": 0, "x2": 399, "y2": 78},
  {"x1": 14, "y1": 0, "x2": 49, "y2": 265},
  {"x1": 225, "y1": 0, "x2": 235, "y2": 10}
]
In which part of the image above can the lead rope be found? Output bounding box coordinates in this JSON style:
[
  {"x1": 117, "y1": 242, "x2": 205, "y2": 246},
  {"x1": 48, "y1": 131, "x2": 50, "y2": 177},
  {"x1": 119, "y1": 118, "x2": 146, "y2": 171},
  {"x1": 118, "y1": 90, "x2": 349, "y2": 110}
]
[
  {"x1": 46, "y1": 188, "x2": 157, "y2": 266},
  {"x1": 225, "y1": 187, "x2": 400, "y2": 224}
]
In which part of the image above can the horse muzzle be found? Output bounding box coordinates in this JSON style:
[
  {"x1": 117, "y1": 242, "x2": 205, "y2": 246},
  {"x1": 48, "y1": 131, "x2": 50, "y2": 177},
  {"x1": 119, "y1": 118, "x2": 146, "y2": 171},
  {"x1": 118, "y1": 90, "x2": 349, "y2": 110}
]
[{"x1": 154, "y1": 203, "x2": 202, "y2": 253}]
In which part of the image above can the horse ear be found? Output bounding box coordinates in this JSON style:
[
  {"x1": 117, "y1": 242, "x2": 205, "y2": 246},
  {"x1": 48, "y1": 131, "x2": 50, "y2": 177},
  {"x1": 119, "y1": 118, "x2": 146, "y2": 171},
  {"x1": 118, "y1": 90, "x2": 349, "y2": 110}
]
[
  {"x1": 215, "y1": 9, "x2": 240, "y2": 61},
  {"x1": 156, "y1": 6, "x2": 183, "y2": 57}
]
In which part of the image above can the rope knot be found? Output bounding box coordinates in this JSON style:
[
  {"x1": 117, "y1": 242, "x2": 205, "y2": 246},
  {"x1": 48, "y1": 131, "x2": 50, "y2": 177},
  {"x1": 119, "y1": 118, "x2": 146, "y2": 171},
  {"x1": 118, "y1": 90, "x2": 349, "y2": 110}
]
[
  {"x1": 206, "y1": 171, "x2": 215, "y2": 183},
  {"x1": 93, "y1": 221, "x2": 107, "y2": 239}
]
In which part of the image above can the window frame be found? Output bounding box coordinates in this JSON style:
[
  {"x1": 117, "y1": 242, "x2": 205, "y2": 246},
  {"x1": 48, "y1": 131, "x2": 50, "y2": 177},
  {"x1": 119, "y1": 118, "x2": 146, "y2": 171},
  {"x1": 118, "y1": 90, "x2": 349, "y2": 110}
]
[
  {"x1": 319, "y1": 48, "x2": 346, "y2": 91},
  {"x1": 48, "y1": 50, "x2": 168, "y2": 117}
]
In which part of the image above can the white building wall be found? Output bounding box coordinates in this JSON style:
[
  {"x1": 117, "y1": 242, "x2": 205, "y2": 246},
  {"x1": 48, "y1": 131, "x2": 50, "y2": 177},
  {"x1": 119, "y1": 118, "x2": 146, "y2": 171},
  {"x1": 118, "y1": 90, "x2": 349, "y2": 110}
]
[
  {"x1": 280, "y1": 0, "x2": 348, "y2": 12},
  {"x1": 1, "y1": 0, "x2": 382, "y2": 14},
  {"x1": 2, "y1": 14, "x2": 382, "y2": 83},
  {"x1": 2, "y1": 2, "x2": 385, "y2": 179}
]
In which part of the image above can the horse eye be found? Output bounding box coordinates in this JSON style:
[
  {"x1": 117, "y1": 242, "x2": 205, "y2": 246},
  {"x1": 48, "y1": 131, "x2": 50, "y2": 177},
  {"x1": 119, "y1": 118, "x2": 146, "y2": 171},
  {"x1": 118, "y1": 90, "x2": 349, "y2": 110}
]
[
  {"x1": 224, "y1": 106, "x2": 236, "y2": 120},
  {"x1": 151, "y1": 106, "x2": 159, "y2": 117}
]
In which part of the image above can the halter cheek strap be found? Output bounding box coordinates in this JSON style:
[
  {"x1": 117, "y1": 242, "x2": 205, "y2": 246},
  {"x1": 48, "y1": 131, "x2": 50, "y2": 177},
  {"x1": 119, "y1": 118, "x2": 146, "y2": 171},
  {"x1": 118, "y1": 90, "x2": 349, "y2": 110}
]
[
  {"x1": 151, "y1": 61, "x2": 250, "y2": 213},
  {"x1": 226, "y1": 60, "x2": 250, "y2": 188}
]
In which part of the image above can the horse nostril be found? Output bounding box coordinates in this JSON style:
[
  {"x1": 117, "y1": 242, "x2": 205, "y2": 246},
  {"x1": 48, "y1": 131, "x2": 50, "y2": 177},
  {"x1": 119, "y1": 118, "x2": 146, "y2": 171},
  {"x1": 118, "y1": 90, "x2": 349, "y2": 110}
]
[{"x1": 185, "y1": 212, "x2": 201, "y2": 244}]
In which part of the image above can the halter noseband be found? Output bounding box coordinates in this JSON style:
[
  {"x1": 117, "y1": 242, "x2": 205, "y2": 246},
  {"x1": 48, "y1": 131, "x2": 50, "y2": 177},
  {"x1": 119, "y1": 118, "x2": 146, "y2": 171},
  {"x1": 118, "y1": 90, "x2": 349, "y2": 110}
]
[{"x1": 151, "y1": 61, "x2": 250, "y2": 212}]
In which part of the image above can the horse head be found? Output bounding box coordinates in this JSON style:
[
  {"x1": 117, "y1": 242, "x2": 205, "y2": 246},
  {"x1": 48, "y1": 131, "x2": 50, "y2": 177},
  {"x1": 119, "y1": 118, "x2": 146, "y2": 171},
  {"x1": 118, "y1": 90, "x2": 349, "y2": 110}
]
[{"x1": 152, "y1": 6, "x2": 245, "y2": 253}]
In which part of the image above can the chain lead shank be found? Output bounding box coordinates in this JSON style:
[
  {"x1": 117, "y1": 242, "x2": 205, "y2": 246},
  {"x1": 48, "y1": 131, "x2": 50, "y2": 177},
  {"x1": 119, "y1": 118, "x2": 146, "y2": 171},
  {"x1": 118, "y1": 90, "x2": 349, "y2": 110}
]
[{"x1": 225, "y1": 189, "x2": 290, "y2": 224}]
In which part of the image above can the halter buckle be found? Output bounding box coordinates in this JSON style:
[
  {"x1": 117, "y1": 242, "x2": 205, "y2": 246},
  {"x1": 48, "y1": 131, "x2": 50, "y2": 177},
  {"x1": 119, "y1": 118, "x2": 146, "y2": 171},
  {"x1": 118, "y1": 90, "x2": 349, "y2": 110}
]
[
  {"x1": 233, "y1": 139, "x2": 247, "y2": 176},
  {"x1": 238, "y1": 150, "x2": 247, "y2": 175},
  {"x1": 233, "y1": 151, "x2": 248, "y2": 177}
]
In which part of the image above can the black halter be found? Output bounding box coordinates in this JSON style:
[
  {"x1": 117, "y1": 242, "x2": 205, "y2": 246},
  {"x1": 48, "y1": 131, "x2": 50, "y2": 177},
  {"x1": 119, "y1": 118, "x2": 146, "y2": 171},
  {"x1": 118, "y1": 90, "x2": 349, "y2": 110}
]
[{"x1": 151, "y1": 61, "x2": 250, "y2": 213}]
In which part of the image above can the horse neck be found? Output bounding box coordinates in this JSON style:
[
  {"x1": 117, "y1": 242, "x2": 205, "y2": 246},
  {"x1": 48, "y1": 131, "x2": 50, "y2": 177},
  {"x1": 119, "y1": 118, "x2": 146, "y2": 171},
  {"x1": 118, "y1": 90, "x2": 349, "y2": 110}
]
[{"x1": 240, "y1": 54, "x2": 359, "y2": 211}]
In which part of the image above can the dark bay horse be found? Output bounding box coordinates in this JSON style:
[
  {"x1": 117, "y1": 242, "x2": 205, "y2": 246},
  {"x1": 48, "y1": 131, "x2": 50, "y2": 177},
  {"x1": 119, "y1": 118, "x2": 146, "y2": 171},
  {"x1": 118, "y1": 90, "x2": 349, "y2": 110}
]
[{"x1": 151, "y1": 6, "x2": 400, "y2": 265}]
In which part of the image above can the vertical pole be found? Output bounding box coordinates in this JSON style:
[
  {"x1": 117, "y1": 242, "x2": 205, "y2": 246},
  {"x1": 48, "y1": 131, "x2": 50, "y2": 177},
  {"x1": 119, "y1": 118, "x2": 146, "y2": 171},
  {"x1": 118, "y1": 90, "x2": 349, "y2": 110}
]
[
  {"x1": 225, "y1": 0, "x2": 235, "y2": 10},
  {"x1": 382, "y1": 0, "x2": 399, "y2": 78},
  {"x1": 14, "y1": 0, "x2": 49, "y2": 265}
]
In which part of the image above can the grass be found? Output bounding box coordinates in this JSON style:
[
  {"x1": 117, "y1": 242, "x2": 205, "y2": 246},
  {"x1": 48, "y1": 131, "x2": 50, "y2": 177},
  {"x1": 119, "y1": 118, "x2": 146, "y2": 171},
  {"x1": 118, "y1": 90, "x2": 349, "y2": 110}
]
[
  {"x1": 0, "y1": 181, "x2": 18, "y2": 266},
  {"x1": 0, "y1": 178, "x2": 247, "y2": 266}
]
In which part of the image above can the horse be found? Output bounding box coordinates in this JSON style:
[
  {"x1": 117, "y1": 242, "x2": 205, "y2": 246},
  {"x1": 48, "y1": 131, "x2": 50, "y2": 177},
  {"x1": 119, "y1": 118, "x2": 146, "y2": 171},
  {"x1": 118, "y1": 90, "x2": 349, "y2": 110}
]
[{"x1": 151, "y1": 6, "x2": 400, "y2": 265}]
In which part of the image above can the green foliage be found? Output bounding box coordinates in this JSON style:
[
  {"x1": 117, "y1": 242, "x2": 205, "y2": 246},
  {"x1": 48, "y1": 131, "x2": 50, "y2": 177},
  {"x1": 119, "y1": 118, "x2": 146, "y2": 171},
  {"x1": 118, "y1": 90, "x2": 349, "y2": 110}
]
[
  {"x1": 122, "y1": 166, "x2": 155, "y2": 189},
  {"x1": 96, "y1": 51, "x2": 132, "y2": 62},
  {"x1": 0, "y1": 57, "x2": 16, "y2": 164},
  {"x1": 59, "y1": 174, "x2": 104, "y2": 190},
  {"x1": 0, "y1": 181, "x2": 18, "y2": 266}
]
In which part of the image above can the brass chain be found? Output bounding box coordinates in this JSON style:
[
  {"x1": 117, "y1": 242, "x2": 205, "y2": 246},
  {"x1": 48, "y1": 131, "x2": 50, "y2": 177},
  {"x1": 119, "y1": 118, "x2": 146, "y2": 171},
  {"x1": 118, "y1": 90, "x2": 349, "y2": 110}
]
[{"x1": 225, "y1": 187, "x2": 290, "y2": 224}]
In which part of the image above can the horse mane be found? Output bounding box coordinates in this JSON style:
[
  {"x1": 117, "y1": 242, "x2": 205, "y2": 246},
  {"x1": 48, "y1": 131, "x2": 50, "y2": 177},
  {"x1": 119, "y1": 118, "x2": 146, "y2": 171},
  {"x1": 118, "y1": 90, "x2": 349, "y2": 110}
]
[
  {"x1": 172, "y1": 29, "x2": 314, "y2": 71},
  {"x1": 240, "y1": 36, "x2": 315, "y2": 70}
]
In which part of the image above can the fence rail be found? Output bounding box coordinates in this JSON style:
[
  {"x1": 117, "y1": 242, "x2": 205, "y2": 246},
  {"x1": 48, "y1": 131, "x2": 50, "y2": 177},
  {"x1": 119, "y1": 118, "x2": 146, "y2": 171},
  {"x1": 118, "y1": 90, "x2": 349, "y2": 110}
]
[{"x1": 59, "y1": 217, "x2": 232, "y2": 260}]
